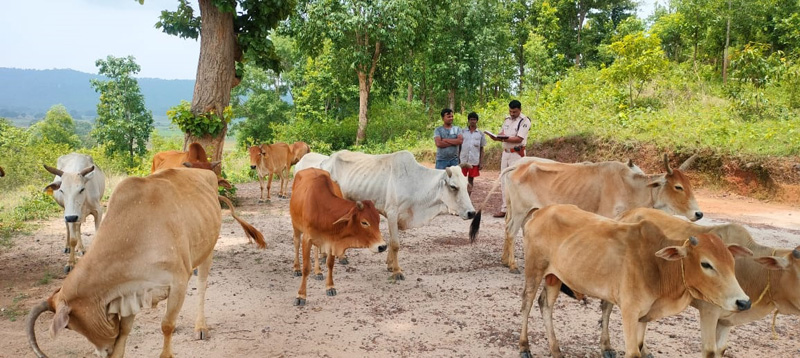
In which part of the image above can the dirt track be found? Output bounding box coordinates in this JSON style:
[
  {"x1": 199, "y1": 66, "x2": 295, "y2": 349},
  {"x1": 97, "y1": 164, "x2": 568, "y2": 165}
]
[{"x1": 1, "y1": 170, "x2": 799, "y2": 357}]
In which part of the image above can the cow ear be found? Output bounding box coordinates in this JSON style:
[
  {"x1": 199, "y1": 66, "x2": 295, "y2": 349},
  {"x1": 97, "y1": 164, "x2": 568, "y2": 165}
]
[
  {"x1": 655, "y1": 246, "x2": 687, "y2": 261},
  {"x1": 727, "y1": 244, "x2": 753, "y2": 258},
  {"x1": 49, "y1": 302, "x2": 71, "y2": 338},
  {"x1": 754, "y1": 256, "x2": 790, "y2": 270},
  {"x1": 218, "y1": 179, "x2": 232, "y2": 189},
  {"x1": 182, "y1": 162, "x2": 194, "y2": 168},
  {"x1": 332, "y1": 212, "x2": 351, "y2": 226},
  {"x1": 210, "y1": 161, "x2": 221, "y2": 170},
  {"x1": 647, "y1": 177, "x2": 665, "y2": 188},
  {"x1": 44, "y1": 181, "x2": 61, "y2": 194}
]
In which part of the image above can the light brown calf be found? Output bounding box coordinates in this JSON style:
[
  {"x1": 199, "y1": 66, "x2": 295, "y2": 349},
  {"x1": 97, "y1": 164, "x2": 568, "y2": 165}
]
[
  {"x1": 248, "y1": 142, "x2": 293, "y2": 201},
  {"x1": 290, "y1": 168, "x2": 386, "y2": 306},
  {"x1": 289, "y1": 141, "x2": 310, "y2": 165},
  {"x1": 26, "y1": 168, "x2": 265, "y2": 358},
  {"x1": 612, "y1": 208, "x2": 800, "y2": 358},
  {"x1": 151, "y1": 142, "x2": 231, "y2": 189},
  {"x1": 519, "y1": 204, "x2": 752, "y2": 358}
]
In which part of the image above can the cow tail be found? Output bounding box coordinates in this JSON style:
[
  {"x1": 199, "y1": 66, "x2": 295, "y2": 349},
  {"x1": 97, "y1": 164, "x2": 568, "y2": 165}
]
[
  {"x1": 218, "y1": 196, "x2": 267, "y2": 249},
  {"x1": 469, "y1": 175, "x2": 503, "y2": 243}
]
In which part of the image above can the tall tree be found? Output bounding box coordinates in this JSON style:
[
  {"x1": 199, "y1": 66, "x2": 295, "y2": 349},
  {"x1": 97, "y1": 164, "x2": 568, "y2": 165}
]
[
  {"x1": 27, "y1": 105, "x2": 81, "y2": 149},
  {"x1": 151, "y1": 0, "x2": 295, "y2": 161},
  {"x1": 90, "y1": 55, "x2": 153, "y2": 163},
  {"x1": 286, "y1": 0, "x2": 423, "y2": 145}
]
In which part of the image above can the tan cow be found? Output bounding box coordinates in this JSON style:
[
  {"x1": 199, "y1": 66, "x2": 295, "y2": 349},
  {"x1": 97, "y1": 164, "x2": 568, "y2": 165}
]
[
  {"x1": 290, "y1": 168, "x2": 386, "y2": 306},
  {"x1": 610, "y1": 208, "x2": 800, "y2": 358},
  {"x1": 151, "y1": 142, "x2": 232, "y2": 189},
  {"x1": 248, "y1": 142, "x2": 293, "y2": 201},
  {"x1": 470, "y1": 154, "x2": 702, "y2": 273},
  {"x1": 519, "y1": 204, "x2": 752, "y2": 358},
  {"x1": 289, "y1": 141, "x2": 311, "y2": 166},
  {"x1": 26, "y1": 168, "x2": 265, "y2": 358},
  {"x1": 0, "y1": 165, "x2": 5, "y2": 177}
]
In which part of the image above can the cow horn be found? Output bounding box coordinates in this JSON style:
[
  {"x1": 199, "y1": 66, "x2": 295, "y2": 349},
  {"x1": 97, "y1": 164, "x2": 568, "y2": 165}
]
[
  {"x1": 793, "y1": 248, "x2": 800, "y2": 259},
  {"x1": 689, "y1": 236, "x2": 699, "y2": 246},
  {"x1": 356, "y1": 201, "x2": 364, "y2": 210},
  {"x1": 663, "y1": 154, "x2": 673, "y2": 175},
  {"x1": 627, "y1": 159, "x2": 635, "y2": 169},
  {"x1": 678, "y1": 154, "x2": 698, "y2": 171},
  {"x1": 210, "y1": 161, "x2": 221, "y2": 169},
  {"x1": 43, "y1": 165, "x2": 64, "y2": 177},
  {"x1": 26, "y1": 300, "x2": 53, "y2": 358},
  {"x1": 79, "y1": 165, "x2": 95, "y2": 176}
]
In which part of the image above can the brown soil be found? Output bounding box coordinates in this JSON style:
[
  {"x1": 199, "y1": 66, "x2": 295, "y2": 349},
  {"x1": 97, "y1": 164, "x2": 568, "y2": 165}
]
[{"x1": 1, "y1": 169, "x2": 799, "y2": 358}]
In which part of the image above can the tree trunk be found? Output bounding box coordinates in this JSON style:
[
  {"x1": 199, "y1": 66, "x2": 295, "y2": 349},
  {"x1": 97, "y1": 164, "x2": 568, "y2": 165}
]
[
  {"x1": 186, "y1": 0, "x2": 238, "y2": 165},
  {"x1": 722, "y1": 0, "x2": 732, "y2": 85},
  {"x1": 356, "y1": 71, "x2": 370, "y2": 145},
  {"x1": 407, "y1": 83, "x2": 413, "y2": 102},
  {"x1": 448, "y1": 88, "x2": 455, "y2": 110},
  {"x1": 518, "y1": 42, "x2": 525, "y2": 92},
  {"x1": 576, "y1": 10, "x2": 586, "y2": 68}
]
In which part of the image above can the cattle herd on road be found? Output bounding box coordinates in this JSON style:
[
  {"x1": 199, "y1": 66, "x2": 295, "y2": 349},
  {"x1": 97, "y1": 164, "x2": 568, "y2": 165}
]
[{"x1": 7, "y1": 141, "x2": 796, "y2": 358}]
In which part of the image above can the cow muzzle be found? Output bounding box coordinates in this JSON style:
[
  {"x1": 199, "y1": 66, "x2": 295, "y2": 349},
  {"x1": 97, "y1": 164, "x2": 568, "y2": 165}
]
[
  {"x1": 735, "y1": 299, "x2": 751, "y2": 311},
  {"x1": 65, "y1": 215, "x2": 79, "y2": 223},
  {"x1": 692, "y1": 211, "x2": 703, "y2": 221},
  {"x1": 466, "y1": 211, "x2": 476, "y2": 219},
  {"x1": 378, "y1": 244, "x2": 387, "y2": 253},
  {"x1": 249, "y1": 165, "x2": 256, "y2": 170}
]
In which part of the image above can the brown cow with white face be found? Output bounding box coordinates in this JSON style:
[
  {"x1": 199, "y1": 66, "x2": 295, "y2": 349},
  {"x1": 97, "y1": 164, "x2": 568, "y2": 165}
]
[
  {"x1": 470, "y1": 154, "x2": 702, "y2": 273},
  {"x1": 290, "y1": 168, "x2": 386, "y2": 306},
  {"x1": 609, "y1": 208, "x2": 800, "y2": 358},
  {"x1": 248, "y1": 142, "x2": 293, "y2": 201},
  {"x1": 518, "y1": 204, "x2": 751, "y2": 358},
  {"x1": 26, "y1": 168, "x2": 265, "y2": 358},
  {"x1": 151, "y1": 142, "x2": 231, "y2": 189}
]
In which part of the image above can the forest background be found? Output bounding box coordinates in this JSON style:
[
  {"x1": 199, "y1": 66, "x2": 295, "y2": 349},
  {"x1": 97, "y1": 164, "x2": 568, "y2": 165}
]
[{"x1": 1, "y1": 0, "x2": 799, "y2": 245}]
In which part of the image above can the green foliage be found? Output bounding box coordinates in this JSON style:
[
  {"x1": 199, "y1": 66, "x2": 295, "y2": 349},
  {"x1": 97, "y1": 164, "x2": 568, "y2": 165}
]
[
  {"x1": 602, "y1": 31, "x2": 669, "y2": 107},
  {"x1": 91, "y1": 55, "x2": 154, "y2": 167},
  {"x1": 729, "y1": 43, "x2": 784, "y2": 88},
  {"x1": 230, "y1": 63, "x2": 292, "y2": 148},
  {"x1": 0, "y1": 186, "x2": 62, "y2": 245},
  {"x1": 26, "y1": 105, "x2": 81, "y2": 149},
  {"x1": 167, "y1": 100, "x2": 232, "y2": 138}
]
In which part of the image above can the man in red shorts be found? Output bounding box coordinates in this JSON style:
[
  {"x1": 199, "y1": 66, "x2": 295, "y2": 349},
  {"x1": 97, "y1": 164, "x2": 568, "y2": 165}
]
[{"x1": 459, "y1": 112, "x2": 486, "y2": 196}]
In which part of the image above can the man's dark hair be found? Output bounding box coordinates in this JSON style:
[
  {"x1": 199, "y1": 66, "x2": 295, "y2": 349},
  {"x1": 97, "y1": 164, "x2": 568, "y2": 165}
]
[
  {"x1": 467, "y1": 112, "x2": 479, "y2": 120},
  {"x1": 441, "y1": 108, "x2": 453, "y2": 117},
  {"x1": 509, "y1": 100, "x2": 522, "y2": 110}
]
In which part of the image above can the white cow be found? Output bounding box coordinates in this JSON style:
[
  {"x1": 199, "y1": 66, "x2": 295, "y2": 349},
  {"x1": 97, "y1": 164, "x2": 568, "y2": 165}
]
[
  {"x1": 320, "y1": 150, "x2": 476, "y2": 280},
  {"x1": 293, "y1": 152, "x2": 329, "y2": 175},
  {"x1": 44, "y1": 153, "x2": 106, "y2": 273}
]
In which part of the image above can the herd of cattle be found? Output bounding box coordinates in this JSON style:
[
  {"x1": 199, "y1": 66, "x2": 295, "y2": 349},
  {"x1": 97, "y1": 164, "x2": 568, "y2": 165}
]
[{"x1": 2, "y1": 142, "x2": 795, "y2": 358}]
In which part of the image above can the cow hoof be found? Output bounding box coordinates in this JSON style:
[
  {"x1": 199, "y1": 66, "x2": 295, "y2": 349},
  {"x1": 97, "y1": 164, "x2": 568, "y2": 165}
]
[
  {"x1": 520, "y1": 351, "x2": 533, "y2": 358},
  {"x1": 602, "y1": 350, "x2": 616, "y2": 358},
  {"x1": 510, "y1": 268, "x2": 521, "y2": 274},
  {"x1": 76, "y1": 250, "x2": 84, "y2": 257},
  {"x1": 390, "y1": 272, "x2": 405, "y2": 281},
  {"x1": 293, "y1": 270, "x2": 302, "y2": 277},
  {"x1": 63, "y1": 247, "x2": 70, "y2": 254},
  {"x1": 338, "y1": 257, "x2": 349, "y2": 265},
  {"x1": 258, "y1": 199, "x2": 265, "y2": 203},
  {"x1": 193, "y1": 268, "x2": 199, "y2": 276},
  {"x1": 326, "y1": 288, "x2": 337, "y2": 296},
  {"x1": 314, "y1": 274, "x2": 324, "y2": 281},
  {"x1": 194, "y1": 329, "x2": 209, "y2": 340},
  {"x1": 294, "y1": 298, "x2": 306, "y2": 306},
  {"x1": 64, "y1": 265, "x2": 72, "y2": 274}
]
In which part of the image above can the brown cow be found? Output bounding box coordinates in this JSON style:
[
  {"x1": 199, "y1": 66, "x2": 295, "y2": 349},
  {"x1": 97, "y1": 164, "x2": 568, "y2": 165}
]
[
  {"x1": 248, "y1": 142, "x2": 293, "y2": 201},
  {"x1": 290, "y1": 168, "x2": 386, "y2": 306},
  {"x1": 471, "y1": 154, "x2": 702, "y2": 273},
  {"x1": 0, "y1": 165, "x2": 5, "y2": 177},
  {"x1": 151, "y1": 142, "x2": 231, "y2": 189},
  {"x1": 608, "y1": 208, "x2": 800, "y2": 358},
  {"x1": 518, "y1": 204, "x2": 751, "y2": 358},
  {"x1": 289, "y1": 141, "x2": 311, "y2": 166},
  {"x1": 26, "y1": 168, "x2": 265, "y2": 358}
]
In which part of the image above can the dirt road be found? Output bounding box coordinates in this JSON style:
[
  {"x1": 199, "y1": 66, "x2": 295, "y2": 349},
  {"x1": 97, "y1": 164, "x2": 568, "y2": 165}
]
[{"x1": 1, "y1": 170, "x2": 798, "y2": 357}]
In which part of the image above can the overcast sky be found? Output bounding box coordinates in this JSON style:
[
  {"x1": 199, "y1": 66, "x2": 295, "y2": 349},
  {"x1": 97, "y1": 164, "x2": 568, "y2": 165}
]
[{"x1": 0, "y1": 0, "x2": 663, "y2": 80}]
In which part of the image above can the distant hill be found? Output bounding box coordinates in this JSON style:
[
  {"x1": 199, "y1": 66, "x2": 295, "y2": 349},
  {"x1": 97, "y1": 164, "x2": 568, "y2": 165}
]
[{"x1": 0, "y1": 68, "x2": 194, "y2": 124}]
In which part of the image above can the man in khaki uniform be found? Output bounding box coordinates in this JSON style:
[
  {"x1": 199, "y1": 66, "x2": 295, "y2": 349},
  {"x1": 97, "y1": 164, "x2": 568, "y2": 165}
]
[{"x1": 487, "y1": 100, "x2": 530, "y2": 218}]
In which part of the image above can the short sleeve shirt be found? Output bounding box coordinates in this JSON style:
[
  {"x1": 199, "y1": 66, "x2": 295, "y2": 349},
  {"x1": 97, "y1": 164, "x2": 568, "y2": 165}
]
[
  {"x1": 460, "y1": 128, "x2": 486, "y2": 166},
  {"x1": 434, "y1": 126, "x2": 462, "y2": 161},
  {"x1": 500, "y1": 114, "x2": 531, "y2": 151}
]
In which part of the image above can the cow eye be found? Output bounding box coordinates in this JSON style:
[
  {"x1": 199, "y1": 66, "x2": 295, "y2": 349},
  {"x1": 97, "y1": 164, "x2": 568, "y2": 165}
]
[
  {"x1": 674, "y1": 185, "x2": 684, "y2": 191},
  {"x1": 79, "y1": 188, "x2": 85, "y2": 193},
  {"x1": 58, "y1": 189, "x2": 63, "y2": 193},
  {"x1": 361, "y1": 221, "x2": 369, "y2": 227},
  {"x1": 701, "y1": 262, "x2": 713, "y2": 270},
  {"x1": 449, "y1": 185, "x2": 458, "y2": 191}
]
